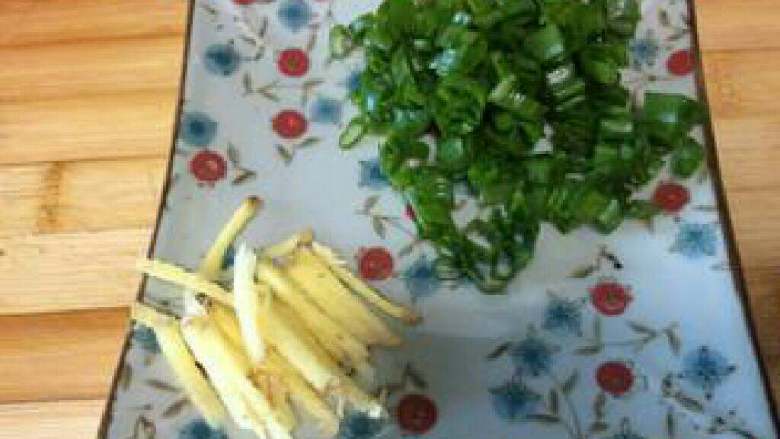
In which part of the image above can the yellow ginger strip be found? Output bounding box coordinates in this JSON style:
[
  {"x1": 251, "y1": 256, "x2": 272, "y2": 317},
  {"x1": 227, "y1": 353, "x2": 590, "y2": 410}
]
[
  {"x1": 138, "y1": 259, "x2": 233, "y2": 306},
  {"x1": 130, "y1": 303, "x2": 226, "y2": 428},
  {"x1": 211, "y1": 300, "x2": 341, "y2": 393},
  {"x1": 200, "y1": 196, "x2": 263, "y2": 280},
  {"x1": 256, "y1": 259, "x2": 370, "y2": 363},
  {"x1": 257, "y1": 353, "x2": 340, "y2": 437},
  {"x1": 233, "y1": 243, "x2": 266, "y2": 364},
  {"x1": 311, "y1": 241, "x2": 420, "y2": 324},
  {"x1": 181, "y1": 314, "x2": 291, "y2": 439},
  {"x1": 261, "y1": 229, "x2": 314, "y2": 259},
  {"x1": 285, "y1": 247, "x2": 400, "y2": 346}
]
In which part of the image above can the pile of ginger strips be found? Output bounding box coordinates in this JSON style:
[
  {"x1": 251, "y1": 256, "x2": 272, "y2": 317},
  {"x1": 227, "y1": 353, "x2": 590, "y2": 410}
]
[{"x1": 131, "y1": 197, "x2": 420, "y2": 439}]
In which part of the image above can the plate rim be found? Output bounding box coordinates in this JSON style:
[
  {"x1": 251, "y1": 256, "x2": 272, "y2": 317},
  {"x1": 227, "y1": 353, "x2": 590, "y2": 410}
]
[{"x1": 96, "y1": 1, "x2": 780, "y2": 436}]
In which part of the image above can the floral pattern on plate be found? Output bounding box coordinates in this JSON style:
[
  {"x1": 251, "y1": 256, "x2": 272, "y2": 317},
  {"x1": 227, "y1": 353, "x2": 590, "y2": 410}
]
[{"x1": 100, "y1": 0, "x2": 778, "y2": 438}]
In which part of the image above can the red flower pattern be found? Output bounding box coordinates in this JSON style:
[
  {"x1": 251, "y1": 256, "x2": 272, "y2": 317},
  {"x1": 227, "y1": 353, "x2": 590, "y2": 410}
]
[
  {"x1": 397, "y1": 394, "x2": 438, "y2": 434},
  {"x1": 277, "y1": 48, "x2": 310, "y2": 77},
  {"x1": 357, "y1": 247, "x2": 394, "y2": 281},
  {"x1": 652, "y1": 181, "x2": 690, "y2": 214},
  {"x1": 272, "y1": 110, "x2": 307, "y2": 139},
  {"x1": 667, "y1": 49, "x2": 695, "y2": 76},
  {"x1": 590, "y1": 281, "x2": 633, "y2": 316},
  {"x1": 189, "y1": 150, "x2": 227, "y2": 183},
  {"x1": 596, "y1": 361, "x2": 634, "y2": 397}
]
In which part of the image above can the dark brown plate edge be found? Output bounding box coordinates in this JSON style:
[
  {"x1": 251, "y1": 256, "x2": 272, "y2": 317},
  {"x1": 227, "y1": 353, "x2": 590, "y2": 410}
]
[
  {"x1": 688, "y1": 1, "x2": 780, "y2": 427},
  {"x1": 95, "y1": 0, "x2": 196, "y2": 437},
  {"x1": 95, "y1": 1, "x2": 780, "y2": 437}
]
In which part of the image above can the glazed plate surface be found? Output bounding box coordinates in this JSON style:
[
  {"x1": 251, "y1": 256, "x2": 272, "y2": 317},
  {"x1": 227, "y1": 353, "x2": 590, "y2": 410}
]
[{"x1": 100, "y1": 1, "x2": 779, "y2": 438}]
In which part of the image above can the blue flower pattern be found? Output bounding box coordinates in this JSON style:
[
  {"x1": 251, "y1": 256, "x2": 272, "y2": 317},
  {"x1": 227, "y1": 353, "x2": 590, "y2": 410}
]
[
  {"x1": 542, "y1": 295, "x2": 583, "y2": 336},
  {"x1": 402, "y1": 254, "x2": 440, "y2": 302},
  {"x1": 490, "y1": 381, "x2": 541, "y2": 421},
  {"x1": 310, "y1": 96, "x2": 343, "y2": 125},
  {"x1": 337, "y1": 412, "x2": 385, "y2": 439},
  {"x1": 680, "y1": 346, "x2": 736, "y2": 397},
  {"x1": 203, "y1": 44, "x2": 240, "y2": 76},
  {"x1": 180, "y1": 112, "x2": 217, "y2": 147},
  {"x1": 358, "y1": 159, "x2": 390, "y2": 189},
  {"x1": 629, "y1": 30, "x2": 660, "y2": 68},
  {"x1": 179, "y1": 419, "x2": 227, "y2": 439},
  {"x1": 278, "y1": 0, "x2": 313, "y2": 33},
  {"x1": 346, "y1": 69, "x2": 363, "y2": 94},
  {"x1": 510, "y1": 330, "x2": 556, "y2": 376},
  {"x1": 132, "y1": 325, "x2": 159, "y2": 353},
  {"x1": 671, "y1": 222, "x2": 718, "y2": 259}
]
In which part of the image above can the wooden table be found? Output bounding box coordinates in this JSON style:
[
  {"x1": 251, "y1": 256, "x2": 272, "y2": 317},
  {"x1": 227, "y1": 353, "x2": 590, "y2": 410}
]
[{"x1": 0, "y1": 0, "x2": 778, "y2": 436}]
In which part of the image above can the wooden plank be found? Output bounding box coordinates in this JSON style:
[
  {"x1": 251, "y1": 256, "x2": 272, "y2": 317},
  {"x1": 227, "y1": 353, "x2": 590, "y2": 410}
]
[
  {"x1": 694, "y1": 0, "x2": 780, "y2": 52},
  {"x1": 0, "y1": 157, "x2": 165, "y2": 237},
  {"x1": 0, "y1": 229, "x2": 150, "y2": 314},
  {"x1": 1, "y1": 36, "x2": 183, "y2": 103},
  {"x1": 701, "y1": 49, "x2": 780, "y2": 119},
  {"x1": 0, "y1": 308, "x2": 127, "y2": 402},
  {"x1": 0, "y1": 164, "x2": 42, "y2": 238},
  {"x1": 743, "y1": 265, "x2": 780, "y2": 357},
  {"x1": 44, "y1": 158, "x2": 165, "y2": 234},
  {"x1": 0, "y1": 91, "x2": 176, "y2": 165},
  {"x1": 0, "y1": 399, "x2": 105, "y2": 439},
  {"x1": 722, "y1": 188, "x2": 780, "y2": 272},
  {"x1": 710, "y1": 115, "x2": 780, "y2": 192},
  {"x1": 0, "y1": 0, "x2": 186, "y2": 47},
  {"x1": 699, "y1": 35, "x2": 780, "y2": 403}
]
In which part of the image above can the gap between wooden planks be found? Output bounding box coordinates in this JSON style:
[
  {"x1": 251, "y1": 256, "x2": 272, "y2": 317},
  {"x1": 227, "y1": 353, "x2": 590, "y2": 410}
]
[{"x1": 0, "y1": 156, "x2": 166, "y2": 314}]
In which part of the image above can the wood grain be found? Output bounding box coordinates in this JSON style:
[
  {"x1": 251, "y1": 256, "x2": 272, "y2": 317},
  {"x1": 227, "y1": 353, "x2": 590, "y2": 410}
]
[
  {"x1": 0, "y1": 229, "x2": 150, "y2": 314},
  {"x1": 0, "y1": 157, "x2": 165, "y2": 237},
  {"x1": 0, "y1": 308, "x2": 128, "y2": 402},
  {"x1": 1, "y1": 36, "x2": 184, "y2": 103},
  {"x1": 691, "y1": 0, "x2": 780, "y2": 403},
  {"x1": 702, "y1": 50, "x2": 780, "y2": 119},
  {"x1": 0, "y1": 91, "x2": 177, "y2": 165},
  {"x1": 0, "y1": 399, "x2": 105, "y2": 439},
  {"x1": 694, "y1": 0, "x2": 780, "y2": 51},
  {"x1": 709, "y1": 116, "x2": 780, "y2": 192},
  {"x1": 0, "y1": 0, "x2": 186, "y2": 47}
]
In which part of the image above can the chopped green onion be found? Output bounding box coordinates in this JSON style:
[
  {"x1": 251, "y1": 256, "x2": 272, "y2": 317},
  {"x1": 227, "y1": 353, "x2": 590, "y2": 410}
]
[
  {"x1": 329, "y1": 24, "x2": 354, "y2": 59},
  {"x1": 334, "y1": 0, "x2": 708, "y2": 293},
  {"x1": 339, "y1": 117, "x2": 367, "y2": 149}
]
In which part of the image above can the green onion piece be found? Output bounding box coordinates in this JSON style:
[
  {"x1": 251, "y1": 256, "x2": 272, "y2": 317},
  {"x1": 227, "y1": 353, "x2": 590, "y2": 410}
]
[
  {"x1": 671, "y1": 137, "x2": 705, "y2": 178},
  {"x1": 626, "y1": 200, "x2": 660, "y2": 220},
  {"x1": 339, "y1": 117, "x2": 367, "y2": 149},
  {"x1": 642, "y1": 92, "x2": 706, "y2": 145},
  {"x1": 524, "y1": 24, "x2": 567, "y2": 66},
  {"x1": 329, "y1": 24, "x2": 354, "y2": 59},
  {"x1": 434, "y1": 256, "x2": 462, "y2": 280}
]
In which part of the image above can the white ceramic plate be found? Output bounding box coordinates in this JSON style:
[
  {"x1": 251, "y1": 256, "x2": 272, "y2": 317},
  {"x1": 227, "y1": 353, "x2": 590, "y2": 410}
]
[{"x1": 99, "y1": 1, "x2": 779, "y2": 438}]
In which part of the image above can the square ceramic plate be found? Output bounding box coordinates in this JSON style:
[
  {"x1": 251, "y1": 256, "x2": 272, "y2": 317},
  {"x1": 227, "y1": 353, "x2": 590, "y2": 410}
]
[{"x1": 99, "y1": 1, "x2": 779, "y2": 438}]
